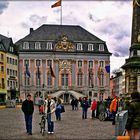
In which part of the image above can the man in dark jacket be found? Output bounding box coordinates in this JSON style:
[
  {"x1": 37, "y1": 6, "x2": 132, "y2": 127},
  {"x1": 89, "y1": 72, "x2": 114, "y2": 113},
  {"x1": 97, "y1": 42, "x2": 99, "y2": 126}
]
[
  {"x1": 22, "y1": 94, "x2": 34, "y2": 135},
  {"x1": 125, "y1": 91, "x2": 140, "y2": 140}
]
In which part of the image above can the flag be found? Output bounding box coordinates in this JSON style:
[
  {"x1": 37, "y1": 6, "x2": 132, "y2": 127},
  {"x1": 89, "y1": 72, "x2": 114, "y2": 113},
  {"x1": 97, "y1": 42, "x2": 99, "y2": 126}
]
[
  {"x1": 37, "y1": 66, "x2": 40, "y2": 79},
  {"x1": 105, "y1": 65, "x2": 110, "y2": 73},
  {"x1": 25, "y1": 64, "x2": 30, "y2": 77},
  {"x1": 89, "y1": 71, "x2": 94, "y2": 88},
  {"x1": 50, "y1": 65, "x2": 56, "y2": 78},
  {"x1": 51, "y1": 0, "x2": 61, "y2": 8}
]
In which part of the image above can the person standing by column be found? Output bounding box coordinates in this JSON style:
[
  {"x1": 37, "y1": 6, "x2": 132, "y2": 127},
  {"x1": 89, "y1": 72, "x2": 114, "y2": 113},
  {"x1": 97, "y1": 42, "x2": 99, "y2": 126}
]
[
  {"x1": 44, "y1": 95, "x2": 56, "y2": 134},
  {"x1": 21, "y1": 94, "x2": 34, "y2": 135}
]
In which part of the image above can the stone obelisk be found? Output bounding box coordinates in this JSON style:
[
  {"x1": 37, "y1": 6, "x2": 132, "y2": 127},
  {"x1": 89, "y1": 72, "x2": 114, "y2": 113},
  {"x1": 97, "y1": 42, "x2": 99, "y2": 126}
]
[{"x1": 122, "y1": 0, "x2": 140, "y2": 94}]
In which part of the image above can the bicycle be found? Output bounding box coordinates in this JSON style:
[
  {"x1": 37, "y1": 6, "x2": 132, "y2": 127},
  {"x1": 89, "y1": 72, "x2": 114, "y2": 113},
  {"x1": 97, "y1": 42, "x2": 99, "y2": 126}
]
[{"x1": 39, "y1": 113, "x2": 47, "y2": 136}]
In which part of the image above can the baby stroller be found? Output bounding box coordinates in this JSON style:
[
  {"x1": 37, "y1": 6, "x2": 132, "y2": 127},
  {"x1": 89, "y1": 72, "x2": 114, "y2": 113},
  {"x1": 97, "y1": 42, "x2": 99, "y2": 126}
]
[{"x1": 99, "y1": 108, "x2": 113, "y2": 121}]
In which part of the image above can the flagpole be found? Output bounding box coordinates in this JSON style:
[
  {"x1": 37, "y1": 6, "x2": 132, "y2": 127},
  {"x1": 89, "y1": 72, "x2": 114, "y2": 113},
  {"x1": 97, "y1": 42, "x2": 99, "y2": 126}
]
[{"x1": 60, "y1": 0, "x2": 62, "y2": 25}]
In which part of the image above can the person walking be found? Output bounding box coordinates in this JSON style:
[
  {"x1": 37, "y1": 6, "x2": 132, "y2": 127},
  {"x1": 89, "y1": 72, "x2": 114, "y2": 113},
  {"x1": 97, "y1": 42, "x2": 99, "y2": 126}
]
[
  {"x1": 110, "y1": 96, "x2": 118, "y2": 125},
  {"x1": 125, "y1": 91, "x2": 140, "y2": 140},
  {"x1": 91, "y1": 99, "x2": 97, "y2": 119},
  {"x1": 55, "y1": 98, "x2": 62, "y2": 121},
  {"x1": 44, "y1": 95, "x2": 56, "y2": 134},
  {"x1": 71, "y1": 98, "x2": 75, "y2": 111},
  {"x1": 81, "y1": 97, "x2": 89, "y2": 119},
  {"x1": 21, "y1": 94, "x2": 34, "y2": 135}
]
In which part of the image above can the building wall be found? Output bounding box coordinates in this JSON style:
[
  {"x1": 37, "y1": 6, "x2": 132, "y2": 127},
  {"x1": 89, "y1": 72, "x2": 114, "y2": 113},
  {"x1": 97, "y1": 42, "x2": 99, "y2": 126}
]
[
  {"x1": 6, "y1": 53, "x2": 18, "y2": 99},
  {"x1": 19, "y1": 53, "x2": 110, "y2": 101},
  {"x1": 0, "y1": 51, "x2": 7, "y2": 101}
]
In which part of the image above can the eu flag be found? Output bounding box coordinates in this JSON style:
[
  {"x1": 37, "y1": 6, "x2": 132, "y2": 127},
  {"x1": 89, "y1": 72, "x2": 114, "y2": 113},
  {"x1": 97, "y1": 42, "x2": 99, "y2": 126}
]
[{"x1": 105, "y1": 65, "x2": 110, "y2": 73}]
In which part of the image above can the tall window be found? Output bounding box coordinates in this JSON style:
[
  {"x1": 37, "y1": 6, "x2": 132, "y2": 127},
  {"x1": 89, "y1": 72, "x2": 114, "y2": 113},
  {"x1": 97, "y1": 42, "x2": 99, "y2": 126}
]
[
  {"x1": 47, "y1": 73, "x2": 52, "y2": 86},
  {"x1": 99, "y1": 73, "x2": 104, "y2": 87},
  {"x1": 24, "y1": 60, "x2": 29, "y2": 66},
  {"x1": 88, "y1": 71, "x2": 93, "y2": 87},
  {"x1": 61, "y1": 74, "x2": 68, "y2": 86},
  {"x1": 1, "y1": 54, "x2": 4, "y2": 61},
  {"x1": 1, "y1": 66, "x2": 4, "y2": 73},
  {"x1": 78, "y1": 60, "x2": 82, "y2": 68},
  {"x1": 99, "y1": 61, "x2": 104, "y2": 68},
  {"x1": 89, "y1": 61, "x2": 93, "y2": 68},
  {"x1": 35, "y1": 42, "x2": 41, "y2": 50},
  {"x1": 23, "y1": 42, "x2": 29, "y2": 49},
  {"x1": 47, "y1": 60, "x2": 52, "y2": 67},
  {"x1": 36, "y1": 59, "x2": 41, "y2": 67},
  {"x1": 2, "y1": 78, "x2": 5, "y2": 89},
  {"x1": 24, "y1": 73, "x2": 30, "y2": 86},
  {"x1": 77, "y1": 73, "x2": 83, "y2": 86}
]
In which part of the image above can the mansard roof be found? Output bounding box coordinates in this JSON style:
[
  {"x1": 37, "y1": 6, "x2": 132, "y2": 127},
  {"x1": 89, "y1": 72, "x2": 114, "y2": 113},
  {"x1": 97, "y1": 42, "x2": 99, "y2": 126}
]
[{"x1": 17, "y1": 24, "x2": 105, "y2": 43}]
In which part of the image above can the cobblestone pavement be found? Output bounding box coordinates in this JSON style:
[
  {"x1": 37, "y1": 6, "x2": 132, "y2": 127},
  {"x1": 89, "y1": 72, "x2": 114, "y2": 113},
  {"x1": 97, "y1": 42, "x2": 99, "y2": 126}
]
[{"x1": 0, "y1": 105, "x2": 115, "y2": 140}]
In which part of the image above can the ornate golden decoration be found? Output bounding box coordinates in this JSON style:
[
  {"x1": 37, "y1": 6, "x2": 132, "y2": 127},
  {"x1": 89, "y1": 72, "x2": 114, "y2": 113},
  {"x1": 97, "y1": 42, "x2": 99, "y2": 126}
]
[
  {"x1": 56, "y1": 35, "x2": 74, "y2": 51},
  {"x1": 59, "y1": 60, "x2": 72, "y2": 73}
]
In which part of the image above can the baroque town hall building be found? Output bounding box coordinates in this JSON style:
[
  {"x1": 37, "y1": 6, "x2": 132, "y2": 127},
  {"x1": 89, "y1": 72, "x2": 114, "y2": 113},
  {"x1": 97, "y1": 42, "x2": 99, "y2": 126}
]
[{"x1": 16, "y1": 24, "x2": 111, "y2": 103}]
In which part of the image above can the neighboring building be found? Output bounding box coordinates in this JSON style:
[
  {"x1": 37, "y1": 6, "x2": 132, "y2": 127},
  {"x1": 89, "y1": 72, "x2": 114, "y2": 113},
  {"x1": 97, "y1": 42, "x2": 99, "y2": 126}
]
[
  {"x1": 0, "y1": 34, "x2": 18, "y2": 102},
  {"x1": 122, "y1": 0, "x2": 140, "y2": 94},
  {"x1": 110, "y1": 69, "x2": 125, "y2": 97},
  {"x1": 16, "y1": 24, "x2": 111, "y2": 103}
]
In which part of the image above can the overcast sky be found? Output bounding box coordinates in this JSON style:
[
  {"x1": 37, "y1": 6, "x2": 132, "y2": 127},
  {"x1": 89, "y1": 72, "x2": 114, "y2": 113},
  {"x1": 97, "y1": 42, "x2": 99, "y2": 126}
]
[{"x1": 0, "y1": 0, "x2": 133, "y2": 73}]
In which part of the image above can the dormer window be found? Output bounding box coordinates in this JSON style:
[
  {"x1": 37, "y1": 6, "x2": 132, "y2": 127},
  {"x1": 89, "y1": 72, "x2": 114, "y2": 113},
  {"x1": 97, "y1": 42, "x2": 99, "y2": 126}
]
[
  {"x1": 46, "y1": 42, "x2": 52, "y2": 50},
  {"x1": 88, "y1": 44, "x2": 94, "y2": 51},
  {"x1": 10, "y1": 46, "x2": 13, "y2": 52},
  {"x1": 137, "y1": 50, "x2": 140, "y2": 56},
  {"x1": 35, "y1": 42, "x2": 41, "y2": 50},
  {"x1": 23, "y1": 42, "x2": 29, "y2": 49},
  {"x1": 77, "y1": 43, "x2": 83, "y2": 51},
  {"x1": 99, "y1": 44, "x2": 104, "y2": 51}
]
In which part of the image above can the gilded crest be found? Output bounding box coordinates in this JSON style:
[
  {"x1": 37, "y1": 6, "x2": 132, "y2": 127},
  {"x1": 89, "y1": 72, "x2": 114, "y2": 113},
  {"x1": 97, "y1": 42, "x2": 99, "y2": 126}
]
[{"x1": 56, "y1": 35, "x2": 74, "y2": 51}]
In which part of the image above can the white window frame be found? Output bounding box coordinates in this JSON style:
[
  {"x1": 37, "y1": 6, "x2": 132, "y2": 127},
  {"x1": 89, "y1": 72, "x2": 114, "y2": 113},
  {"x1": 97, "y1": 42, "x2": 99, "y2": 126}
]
[
  {"x1": 137, "y1": 50, "x2": 140, "y2": 56},
  {"x1": 46, "y1": 42, "x2": 52, "y2": 50},
  {"x1": 77, "y1": 43, "x2": 83, "y2": 51},
  {"x1": 88, "y1": 44, "x2": 94, "y2": 51},
  {"x1": 99, "y1": 44, "x2": 104, "y2": 51},
  {"x1": 23, "y1": 42, "x2": 29, "y2": 49},
  {"x1": 35, "y1": 42, "x2": 41, "y2": 50}
]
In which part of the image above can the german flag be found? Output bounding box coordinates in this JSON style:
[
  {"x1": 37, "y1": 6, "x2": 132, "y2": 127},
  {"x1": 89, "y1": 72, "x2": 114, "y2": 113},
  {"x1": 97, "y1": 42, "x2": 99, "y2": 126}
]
[
  {"x1": 50, "y1": 65, "x2": 56, "y2": 78},
  {"x1": 51, "y1": 0, "x2": 61, "y2": 8}
]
